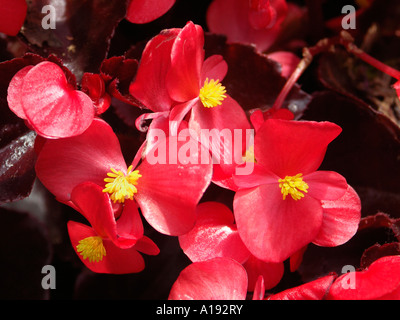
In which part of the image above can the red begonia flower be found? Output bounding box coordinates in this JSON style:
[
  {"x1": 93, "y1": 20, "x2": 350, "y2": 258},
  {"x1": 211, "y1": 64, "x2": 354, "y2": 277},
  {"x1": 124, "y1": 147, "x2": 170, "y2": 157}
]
[
  {"x1": 7, "y1": 61, "x2": 95, "y2": 138},
  {"x1": 35, "y1": 118, "x2": 212, "y2": 236},
  {"x1": 130, "y1": 21, "x2": 250, "y2": 138},
  {"x1": 206, "y1": 0, "x2": 288, "y2": 52},
  {"x1": 267, "y1": 274, "x2": 337, "y2": 300},
  {"x1": 67, "y1": 182, "x2": 159, "y2": 274},
  {"x1": 233, "y1": 119, "x2": 360, "y2": 263},
  {"x1": 168, "y1": 257, "x2": 248, "y2": 300},
  {"x1": 130, "y1": 21, "x2": 250, "y2": 188},
  {"x1": 327, "y1": 255, "x2": 400, "y2": 300},
  {"x1": 0, "y1": 0, "x2": 27, "y2": 36},
  {"x1": 126, "y1": 0, "x2": 175, "y2": 24}
]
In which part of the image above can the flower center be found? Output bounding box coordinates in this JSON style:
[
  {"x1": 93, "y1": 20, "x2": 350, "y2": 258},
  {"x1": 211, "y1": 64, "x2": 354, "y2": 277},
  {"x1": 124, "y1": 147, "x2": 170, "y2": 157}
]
[
  {"x1": 278, "y1": 173, "x2": 309, "y2": 201},
  {"x1": 242, "y1": 145, "x2": 257, "y2": 163},
  {"x1": 199, "y1": 78, "x2": 227, "y2": 108},
  {"x1": 103, "y1": 165, "x2": 141, "y2": 203},
  {"x1": 76, "y1": 236, "x2": 106, "y2": 263}
]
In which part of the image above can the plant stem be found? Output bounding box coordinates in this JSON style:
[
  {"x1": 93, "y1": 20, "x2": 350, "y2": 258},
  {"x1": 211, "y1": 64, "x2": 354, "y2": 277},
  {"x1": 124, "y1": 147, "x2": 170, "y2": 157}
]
[
  {"x1": 340, "y1": 31, "x2": 400, "y2": 80},
  {"x1": 272, "y1": 31, "x2": 400, "y2": 111},
  {"x1": 272, "y1": 37, "x2": 339, "y2": 110}
]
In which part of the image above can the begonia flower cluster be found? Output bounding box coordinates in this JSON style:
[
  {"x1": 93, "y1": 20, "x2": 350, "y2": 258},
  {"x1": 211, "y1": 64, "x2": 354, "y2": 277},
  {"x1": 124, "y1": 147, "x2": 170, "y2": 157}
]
[{"x1": 1, "y1": 0, "x2": 399, "y2": 301}]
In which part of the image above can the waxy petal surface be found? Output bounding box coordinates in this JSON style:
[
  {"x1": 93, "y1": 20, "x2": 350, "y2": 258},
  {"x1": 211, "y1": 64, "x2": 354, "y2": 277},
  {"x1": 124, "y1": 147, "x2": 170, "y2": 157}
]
[
  {"x1": 129, "y1": 28, "x2": 180, "y2": 112},
  {"x1": 313, "y1": 185, "x2": 361, "y2": 247},
  {"x1": 179, "y1": 202, "x2": 251, "y2": 263},
  {"x1": 166, "y1": 22, "x2": 204, "y2": 102},
  {"x1": 305, "y1": 171, "x2": 348, "y2": 201},
  {"x1": 35, "y1": 118, "x2": 127, "y2": 202},
  {"x1": 269, "y1": 275, "x2": 336, "y2": 300},
  {"x1": 19, "y1": 62, "x2": 95, "y2": 138},
  {"x1": 234, "y1": 183, "x2": 323, "y2": 262},
  {"x1": 254, "y1": 119, "x2": 342, "y2": 177},
  {"x1": 168, "y1": 257, "x2": 248, "y2": 300},
  {"x1": 135, "y1": 137, "x2": 213, "y2": 236}
]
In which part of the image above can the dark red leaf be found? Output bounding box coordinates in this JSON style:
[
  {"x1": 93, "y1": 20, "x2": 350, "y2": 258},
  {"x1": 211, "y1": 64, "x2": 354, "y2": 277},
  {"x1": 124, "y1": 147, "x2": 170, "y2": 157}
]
[
  {"x1": 21, "y1": 0, "x2": 129, "y2": 82},
  {"x1": 0, "y1": 130, "x2": 37, "y2": 204}
]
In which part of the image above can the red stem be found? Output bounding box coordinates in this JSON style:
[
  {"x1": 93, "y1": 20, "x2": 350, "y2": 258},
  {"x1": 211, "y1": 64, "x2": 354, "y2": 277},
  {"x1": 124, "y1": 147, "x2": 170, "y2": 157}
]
[
  {"x1": 343, "y1": 41, "x2": 400, "y2": 80},
  {"x1": 271, "y1": 31, "x2": 400, "y2": 111}
]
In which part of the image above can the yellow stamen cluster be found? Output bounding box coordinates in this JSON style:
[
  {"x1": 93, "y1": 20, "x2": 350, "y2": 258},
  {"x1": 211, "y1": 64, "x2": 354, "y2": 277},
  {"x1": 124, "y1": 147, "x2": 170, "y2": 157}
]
[
  {"x1": 103, "y1": 165, "x2": 141, "y2": 203},
  {"x1": 278, "y1": 173, "x2": 309, "y2": 201},
  {"x1": 76, "y1": 236, "x2": 106, "y2": 263},
  {"x1": 242, "y1": 145, "x2": 257, "y2": 163},
  {"x1": 199, "y1": 78, "x2": 227, "y2": 108}
]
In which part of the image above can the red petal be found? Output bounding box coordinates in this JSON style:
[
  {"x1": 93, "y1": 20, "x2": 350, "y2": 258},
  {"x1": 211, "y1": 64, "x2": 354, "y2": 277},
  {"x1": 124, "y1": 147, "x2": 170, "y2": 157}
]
[
  {"x1": 133, "y1": 236, "x2": 160, "y2": 256},
  {"x1": 234, "y1": 183, "x2": 323, "y2": 262},
  {"x1": 35, "y1": 118, "x2": 126, "y2": 202},
  {"x1": 201, "y1": 55, "x2": 228, "y2": 83},
  {"x1": 166, "y1": 22, "x2": 204, "y2": 102},
  {"x1": 252, "y1": 276, "x2": 266, "y2": 300},
  {"x1": 254, "y1": 119, "x2": 342, "y2": 177},
  {"x1": 267, "y1": 51, "x2": 300, "y2": 78},
  {"x1": 129, "y1": 28, "x2": 179, "y2": 112},
  {"x1": 250, "y1": 108, "x2": 295, "y2": 132},
  {"x1": 190, "y1": 95, "x2": 251, "y2": 176},
  {"x1": 20, "y1": 62, "x2": 95, "y2": 138},
  {"x1": 115, "y1": 199, "x2": 145, "y2": 248},
  {"x1": 244, "y1": 254, "x2": 284, "y2": 291},
  {"x1": 233, "y1": 164, "x2": 279, "y2": 189},
  {"x1": 327, "y1": 256, "x2": 400, "y2": 300},
  {"x1": 169, "y1": 98, "x2": 198, "y2": 136},
  {"x1": 135, "y1": 137, "x2": 213, "y2": 235},
  {"x1": 289, "y1": 245, "x2": 308, "y2": 272},
  {"x1": 168, "y1": 257, "x2": 248, "y2": 300},
  {"x1": 190, "y1": 95, "x2": 250, "y2": 136},
  {"x1": 0, "y1": 0, "x2": 27, "y2": 36},
  {"x1": 189, "y1": 95, "x2": 251, "y2": 190},
  {"x1": 269, "y1": 275, "x2": 336, "y2": 300},
  {"x1": 67, "y1": 221, "x2": 145, "y2": 274},
  {"x1": 179, "y1": 202, "x2": 251, "y2": 263},
  {"x1": 7, "y1": 65, "x2": 33, "y2": 119},
  {"x1": 313, "y1": 185, "x2": 361, "y2": 247},
  {"x1": 81, "y1": 73, "x2": 111, "y2": 114},
  {"x1": 250, "y1": 109, "x2": 265, "y2": 132},
  {"x1": 70, "y1": 182, "x2": 118, "y2": 239},
  {"x1": 126, "y1": 0, "x2": 175, "y2": 24},
  {"x1": 305, "y1": 171, "x2": 348, "y2": 201}
]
